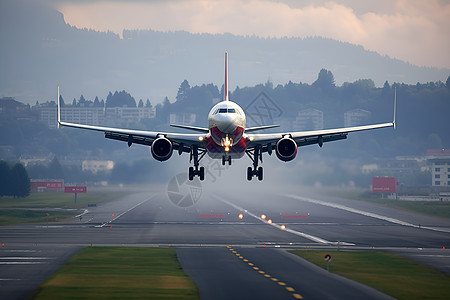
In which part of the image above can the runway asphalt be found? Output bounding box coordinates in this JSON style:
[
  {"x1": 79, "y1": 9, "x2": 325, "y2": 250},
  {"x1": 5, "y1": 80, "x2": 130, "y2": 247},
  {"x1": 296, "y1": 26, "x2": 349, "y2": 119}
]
[{"x1": 1, "y1": 184, "x2": 449, "y2": 300}]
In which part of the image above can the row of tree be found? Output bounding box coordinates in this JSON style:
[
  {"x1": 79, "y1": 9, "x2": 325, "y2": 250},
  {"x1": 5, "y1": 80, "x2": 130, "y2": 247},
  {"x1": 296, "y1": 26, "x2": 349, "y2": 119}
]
[{"x1": 0, "y1": 161, "x2": 30, "y2": 198}]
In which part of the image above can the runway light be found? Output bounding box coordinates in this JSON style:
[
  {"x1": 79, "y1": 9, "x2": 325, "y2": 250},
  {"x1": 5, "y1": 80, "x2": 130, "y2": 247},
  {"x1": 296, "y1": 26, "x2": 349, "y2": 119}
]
[
  {"x1": 281, "y1": 224, "x2": 286, "y2": 230},
  {"x1": 238, "y1": 213, "x2": 244, "y2": 219},
  {"x1": 268, "y1": 219, "x2": 272, "y2": 224},
  {"x1": 112, "y1": 214, "x2": 114, "y2": 217},
  {"x1": 261, "y1": 214, "x2": 266, "y2": 220}
]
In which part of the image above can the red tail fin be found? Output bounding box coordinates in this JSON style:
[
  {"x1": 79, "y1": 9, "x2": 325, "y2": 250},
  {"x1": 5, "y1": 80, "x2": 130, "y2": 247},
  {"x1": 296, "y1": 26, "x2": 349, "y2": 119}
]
[{"x1": 224, "y1": 52, "x2": 229, "y2": 101}]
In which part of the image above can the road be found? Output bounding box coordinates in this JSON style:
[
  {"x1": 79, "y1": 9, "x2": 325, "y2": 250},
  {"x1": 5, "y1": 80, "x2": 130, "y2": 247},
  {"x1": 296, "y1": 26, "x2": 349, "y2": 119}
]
[{"x1": 1, "y1": 184, "x2": 449, "y2": 300}]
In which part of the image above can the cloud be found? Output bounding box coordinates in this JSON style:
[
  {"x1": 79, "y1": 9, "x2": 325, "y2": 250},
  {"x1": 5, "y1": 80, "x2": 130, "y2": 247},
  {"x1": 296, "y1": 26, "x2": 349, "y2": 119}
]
[{"x1": 56, "y1": 0, "x2": 450, "y2": 68}]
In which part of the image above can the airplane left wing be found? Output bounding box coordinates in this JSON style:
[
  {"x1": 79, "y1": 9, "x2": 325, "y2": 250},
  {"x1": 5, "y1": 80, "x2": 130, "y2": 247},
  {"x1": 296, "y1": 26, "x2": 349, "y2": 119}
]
[{"x1": 57, "y1": 89, "x2": 206, "y2": 156}]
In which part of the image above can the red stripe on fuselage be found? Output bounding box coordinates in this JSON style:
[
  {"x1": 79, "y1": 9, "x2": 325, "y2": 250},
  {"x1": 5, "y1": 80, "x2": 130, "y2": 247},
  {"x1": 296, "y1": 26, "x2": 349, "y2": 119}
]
[{"x1": 207, "y1": 126, "x2": 246, "y2": 155}]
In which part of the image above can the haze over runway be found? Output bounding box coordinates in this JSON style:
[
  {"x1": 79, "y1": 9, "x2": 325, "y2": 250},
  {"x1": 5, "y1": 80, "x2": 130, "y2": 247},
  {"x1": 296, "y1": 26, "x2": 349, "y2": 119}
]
[{"x1": 1, "y1": 184, "x2": 449, "y2": 300}]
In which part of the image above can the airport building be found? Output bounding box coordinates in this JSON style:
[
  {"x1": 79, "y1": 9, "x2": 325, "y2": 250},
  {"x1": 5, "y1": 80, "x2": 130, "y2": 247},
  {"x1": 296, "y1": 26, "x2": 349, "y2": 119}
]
[
  {"x1": 33, "y1": 105, "x2": 156, "y2": 129},
  {"x1": 427, "y1": 149, "x2": 450, "y2": 187},
  {"x1": 344, "y1": 108, "x2": 371, "y2": 127},
  {"x1": 292, "y1": 108, "x2": 323, "y2": 130}
]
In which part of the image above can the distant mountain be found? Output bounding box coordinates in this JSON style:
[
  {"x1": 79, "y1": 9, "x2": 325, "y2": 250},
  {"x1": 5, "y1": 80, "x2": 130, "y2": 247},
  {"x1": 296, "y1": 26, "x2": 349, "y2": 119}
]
[{"x1": 1, "y1": 0, "x2": 448, "y2": 105}]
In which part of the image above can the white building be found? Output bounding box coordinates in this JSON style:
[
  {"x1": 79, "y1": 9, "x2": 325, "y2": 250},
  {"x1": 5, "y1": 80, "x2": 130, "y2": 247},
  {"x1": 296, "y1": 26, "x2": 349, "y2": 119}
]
[
  {"x1": 427, "y1": 149, "x2": 450, "y2": 187},
  {"x1": 344, "y1": 108, "x2": 371, "y2": 127},
  {"x1": 169, "y1": 113, "x2": 197, "y2": 125},
  {"x1": 82, "y1": 160, "x2": 114, "y2": 174},
  {"x1": 34, "y1": 106, "x2": 155, "y2": 129},
  {"x1": 293, "y1": 108, "x2": 323, "y2": 130}
]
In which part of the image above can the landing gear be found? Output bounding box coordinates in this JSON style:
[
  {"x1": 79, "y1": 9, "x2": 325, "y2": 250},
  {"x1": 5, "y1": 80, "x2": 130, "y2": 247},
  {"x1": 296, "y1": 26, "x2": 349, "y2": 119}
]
[
  {"x1": 222, "y1": 155, "x2": 231, "y2": 166},
  {"x1": 245, "y1": 145, "x2": 263, "y2": 181},
  {"x1": 188, "y1": 145, "x2": 206, "y2": 181}
]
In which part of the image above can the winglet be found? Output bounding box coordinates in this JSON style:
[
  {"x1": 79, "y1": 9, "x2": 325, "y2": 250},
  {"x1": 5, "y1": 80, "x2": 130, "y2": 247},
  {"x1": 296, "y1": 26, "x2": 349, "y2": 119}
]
[
  {"x1": 57, "y1": 85, "x2": 61, "y2": 128},
  {"x1": 393, "y1": 87, "x2": 397, "y2": 129},
  {"x1": 224, "y1": 52, "x2": 229, "y2": 101}
]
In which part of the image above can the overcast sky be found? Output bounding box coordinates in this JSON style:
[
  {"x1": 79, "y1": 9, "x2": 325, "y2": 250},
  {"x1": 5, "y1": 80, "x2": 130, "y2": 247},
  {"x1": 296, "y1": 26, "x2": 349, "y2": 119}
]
[{"x1": 52, "y1": 0, "x2": 450, "y2": 69}]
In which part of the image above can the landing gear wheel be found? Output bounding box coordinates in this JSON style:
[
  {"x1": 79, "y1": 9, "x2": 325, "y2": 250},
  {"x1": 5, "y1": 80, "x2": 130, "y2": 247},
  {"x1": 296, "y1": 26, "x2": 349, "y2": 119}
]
[
  {"x1": 199, "y1": 167, "x2": 205, "y2": 181},
  {"x1": 222, "y1": 156, "x2": 226, "y2": 166},
  {"x1": 257, "y1": 167, "x2": 263, "y2": 181},
  {"x1": 188, "y1": 167, "x2": 194, "y2": 181},
  {"x1": 247, "y1": 167, "x2": 253, "y2": 181},
  {"x1": 228, "y1": 156, "x2": 232, "y2": 166}
]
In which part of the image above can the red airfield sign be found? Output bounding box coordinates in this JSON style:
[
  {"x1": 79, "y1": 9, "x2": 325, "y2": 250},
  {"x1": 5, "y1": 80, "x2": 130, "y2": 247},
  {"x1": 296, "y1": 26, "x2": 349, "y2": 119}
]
[
  {"x1": 64, "y1": 186, "x2": 87, "y2": 193},
  {"x1": 372, "y1": 177, "x2": 396, "y2": 193}
]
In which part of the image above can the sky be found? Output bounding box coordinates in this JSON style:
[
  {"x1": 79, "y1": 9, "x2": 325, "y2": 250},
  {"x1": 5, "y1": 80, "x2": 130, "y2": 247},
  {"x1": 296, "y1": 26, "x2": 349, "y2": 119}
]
[{"x1": 52, "y1": 0, "x2": 450, "y2": 69}]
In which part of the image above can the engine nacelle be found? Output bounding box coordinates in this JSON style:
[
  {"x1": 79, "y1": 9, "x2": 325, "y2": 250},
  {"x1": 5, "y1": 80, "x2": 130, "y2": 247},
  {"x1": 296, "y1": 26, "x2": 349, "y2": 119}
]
[
  {"x1": 275, "y1": 137, "x2": 298, "y2": 162},
  {"x1": 151, "y1": 137, "x2": 173, "y2": 161}
]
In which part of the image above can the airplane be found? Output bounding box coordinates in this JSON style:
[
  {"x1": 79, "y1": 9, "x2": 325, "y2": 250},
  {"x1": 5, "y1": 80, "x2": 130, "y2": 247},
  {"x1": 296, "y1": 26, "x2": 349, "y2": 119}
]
[{"x1": 57, "y1": 52, "x2": 396, "y2": 181}]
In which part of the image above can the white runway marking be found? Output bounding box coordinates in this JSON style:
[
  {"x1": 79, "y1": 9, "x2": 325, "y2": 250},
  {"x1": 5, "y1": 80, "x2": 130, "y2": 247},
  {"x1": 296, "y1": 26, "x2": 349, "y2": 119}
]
[
  {"x1": 286, "y1": 194, "x2": 450, "y2": 233},
  {"x1": 99, "y1": 196, "x2": 154, "y2": 227}
]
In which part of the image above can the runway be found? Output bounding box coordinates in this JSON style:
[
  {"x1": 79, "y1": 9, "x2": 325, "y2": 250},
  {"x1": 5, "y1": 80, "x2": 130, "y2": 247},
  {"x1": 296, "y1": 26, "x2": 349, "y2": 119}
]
[{"x1": 1, "y1": 184, "x2": 449, "y2": 300}]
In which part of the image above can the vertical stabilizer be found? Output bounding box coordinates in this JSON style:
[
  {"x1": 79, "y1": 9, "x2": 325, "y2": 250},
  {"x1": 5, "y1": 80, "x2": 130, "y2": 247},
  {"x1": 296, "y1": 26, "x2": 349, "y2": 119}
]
[
  {"x1": 224, "y1": 52, "x2": 229, "y2": 101},
  {"x1": 57, "y1": 86, "x2": 61, "y2": 128}
]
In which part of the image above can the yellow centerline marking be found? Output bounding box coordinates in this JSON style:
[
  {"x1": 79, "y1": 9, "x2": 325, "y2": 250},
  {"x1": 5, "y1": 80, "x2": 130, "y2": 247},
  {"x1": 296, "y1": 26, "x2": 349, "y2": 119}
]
[{"x1": 230, "y1": 247, "x2": 303, "y2": 300}]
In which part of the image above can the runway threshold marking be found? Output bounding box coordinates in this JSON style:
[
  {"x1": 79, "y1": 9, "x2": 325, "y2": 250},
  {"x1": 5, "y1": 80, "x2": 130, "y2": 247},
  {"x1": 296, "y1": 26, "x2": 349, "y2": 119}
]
[
  {"x1": 215, "y1": 195, "x2": 351, "y2": 246},
  {"x1": 286, "y1": 194, "x2": 450, "y2": 233},
  {"x1": 227, "y1": 246, "x2": 303, "y2": 299}
]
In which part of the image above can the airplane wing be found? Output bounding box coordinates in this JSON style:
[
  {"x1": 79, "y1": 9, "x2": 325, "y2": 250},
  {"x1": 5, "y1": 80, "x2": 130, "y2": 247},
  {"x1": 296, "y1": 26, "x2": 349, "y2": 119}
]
[
  {"x1": 246, "y1": 121, "x2": 395, "y2": 151},
  {"x1": 57, "y1": 89, "x2": 206, "y2": 154}
]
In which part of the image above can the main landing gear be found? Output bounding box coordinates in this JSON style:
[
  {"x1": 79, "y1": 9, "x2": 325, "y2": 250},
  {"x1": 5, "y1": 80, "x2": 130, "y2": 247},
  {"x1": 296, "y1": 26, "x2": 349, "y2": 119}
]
[
  {"x1": 246, "y1": 145, "x2": 263, "y2": 181},
  {"x1": 222, "y1": 155, "x2": 231, "y2": 166},
  {"x1": 189, "y1": 145, "x2": 206, "y2": 181}
]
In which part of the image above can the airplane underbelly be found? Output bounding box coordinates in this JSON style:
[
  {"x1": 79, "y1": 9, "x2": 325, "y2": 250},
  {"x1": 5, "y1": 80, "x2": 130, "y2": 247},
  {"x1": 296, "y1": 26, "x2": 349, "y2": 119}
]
[{"x1": 206, "y1": 133, "x2": 246, "y2": 159}]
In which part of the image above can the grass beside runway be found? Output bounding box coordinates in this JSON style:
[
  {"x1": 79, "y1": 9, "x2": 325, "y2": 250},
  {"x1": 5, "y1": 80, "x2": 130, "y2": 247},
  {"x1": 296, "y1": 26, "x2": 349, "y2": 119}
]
[
  {"x1": 0, "y1": 191, "x2": 128, "y2": 209},
  {"x1": 332, "y1": 190, "x2": 450, "y2": 219},
  {"x1": 0, "y1": 191, "x2": 128, "y2": 225},
  {"x1": 31, "y1": 246, "x2": 199, "y2": 300},
  {"x1": 291, "y1": 250, "x2": 450, "y2": 300},
  {"x1": 0, "y1": 209, "x2": 77, "y2": 226}
]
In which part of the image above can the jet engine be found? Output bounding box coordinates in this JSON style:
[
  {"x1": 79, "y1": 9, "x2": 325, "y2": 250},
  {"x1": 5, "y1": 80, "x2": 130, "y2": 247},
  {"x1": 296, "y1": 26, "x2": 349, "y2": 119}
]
[
  {"x1": 275, "y1": 137, "x2": 298, "y2": 162},
  {"x1": 151, "y1": 137, "x2": 173, "y2": 161}
]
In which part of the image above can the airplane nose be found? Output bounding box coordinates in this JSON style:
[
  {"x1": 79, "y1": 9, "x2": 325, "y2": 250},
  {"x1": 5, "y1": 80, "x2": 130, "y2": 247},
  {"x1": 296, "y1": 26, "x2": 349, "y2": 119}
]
[{"x1": 214, "y1": 114, "x2": 237, "y2": 133}]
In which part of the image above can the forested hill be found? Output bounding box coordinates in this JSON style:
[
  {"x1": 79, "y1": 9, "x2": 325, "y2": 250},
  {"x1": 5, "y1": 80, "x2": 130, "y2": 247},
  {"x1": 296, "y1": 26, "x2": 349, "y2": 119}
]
[{"x1": 1, "y1": 1, "x2": 449, "y2": 105}]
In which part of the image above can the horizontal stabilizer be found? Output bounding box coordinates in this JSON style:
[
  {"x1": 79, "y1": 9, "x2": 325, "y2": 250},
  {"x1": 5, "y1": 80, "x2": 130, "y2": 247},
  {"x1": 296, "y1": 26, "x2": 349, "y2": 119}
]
[
  {"x1": 246, "y1": 124, "x2": 280, "y2": 133},
  {"x1": 170, "y1": 124, "x2": 209, "y2": 133}
]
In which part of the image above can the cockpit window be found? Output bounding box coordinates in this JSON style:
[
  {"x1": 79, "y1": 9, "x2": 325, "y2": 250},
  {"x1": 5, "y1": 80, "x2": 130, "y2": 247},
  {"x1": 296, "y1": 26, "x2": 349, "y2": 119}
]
[{"x1": 214, "y1": 108, "x2": 240, "y2": 114}]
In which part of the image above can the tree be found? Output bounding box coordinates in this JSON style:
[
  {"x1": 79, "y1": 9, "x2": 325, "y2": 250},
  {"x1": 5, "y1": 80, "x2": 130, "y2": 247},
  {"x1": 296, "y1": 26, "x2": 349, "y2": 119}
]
[
  {"x1": 72, "y1": 98, "x2": 76, "y2": 106},
  {"x1": 313, "y1": 69, "x2": 335, "y2": 91},
  {"x1": 138, "y1": 99, "x2": 144, "y2": 108},
  {"x1": 93, "y1": 96, "x2": 100, "y2": 107},
  {"x1": 78, "y1": 95, "x2": 86, "y2": 107},
  {"x1": 145, "y1": 99, "x2": 152, "y2": 108},
  {"x1": 48, "y1": 157, "x2": 64, "y2": 179},
  {"x1": 0, "y1": 160, "x2": 11, "y2": 197},
  {"x1": 176, "y1": 80, "x2": 190, "y2": 102},
  {"x1": 10, "y1": 163, "x2": 30, "y2": 198},
  {"x1": 446, "y1": 76, "x2": 450, "y2": 89}
]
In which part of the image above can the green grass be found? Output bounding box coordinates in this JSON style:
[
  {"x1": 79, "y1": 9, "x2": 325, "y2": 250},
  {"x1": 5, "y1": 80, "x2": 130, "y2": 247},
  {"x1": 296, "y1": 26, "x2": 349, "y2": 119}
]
[
  {"x1": 0, "y1": 209, "x2": 76, "y2": 226},
  {"x1": 0, "y1": 191, "x2": 128, "y2": 225},
  {"x1": 291, "y1": 250, "x2": 450, "y2": 300},
  {"x1": 0, "y1": 191, "x2": 128, "y2": 209},
  {"x1": 331, "y1": 189, "x2": 450, "y2": 219},
  {"x1": 31, "y1": 247, "x2": 199, "y2": 300}
]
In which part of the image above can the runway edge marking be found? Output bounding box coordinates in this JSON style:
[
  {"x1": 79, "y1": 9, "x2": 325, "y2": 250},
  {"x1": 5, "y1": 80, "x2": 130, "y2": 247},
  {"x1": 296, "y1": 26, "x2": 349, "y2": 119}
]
[
  {"x1": 98, "y1": 196, "x2": 155, "y2": 228},
  {"x1": 286, "y1": 194, "x2": 450, "y2": 233}
]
